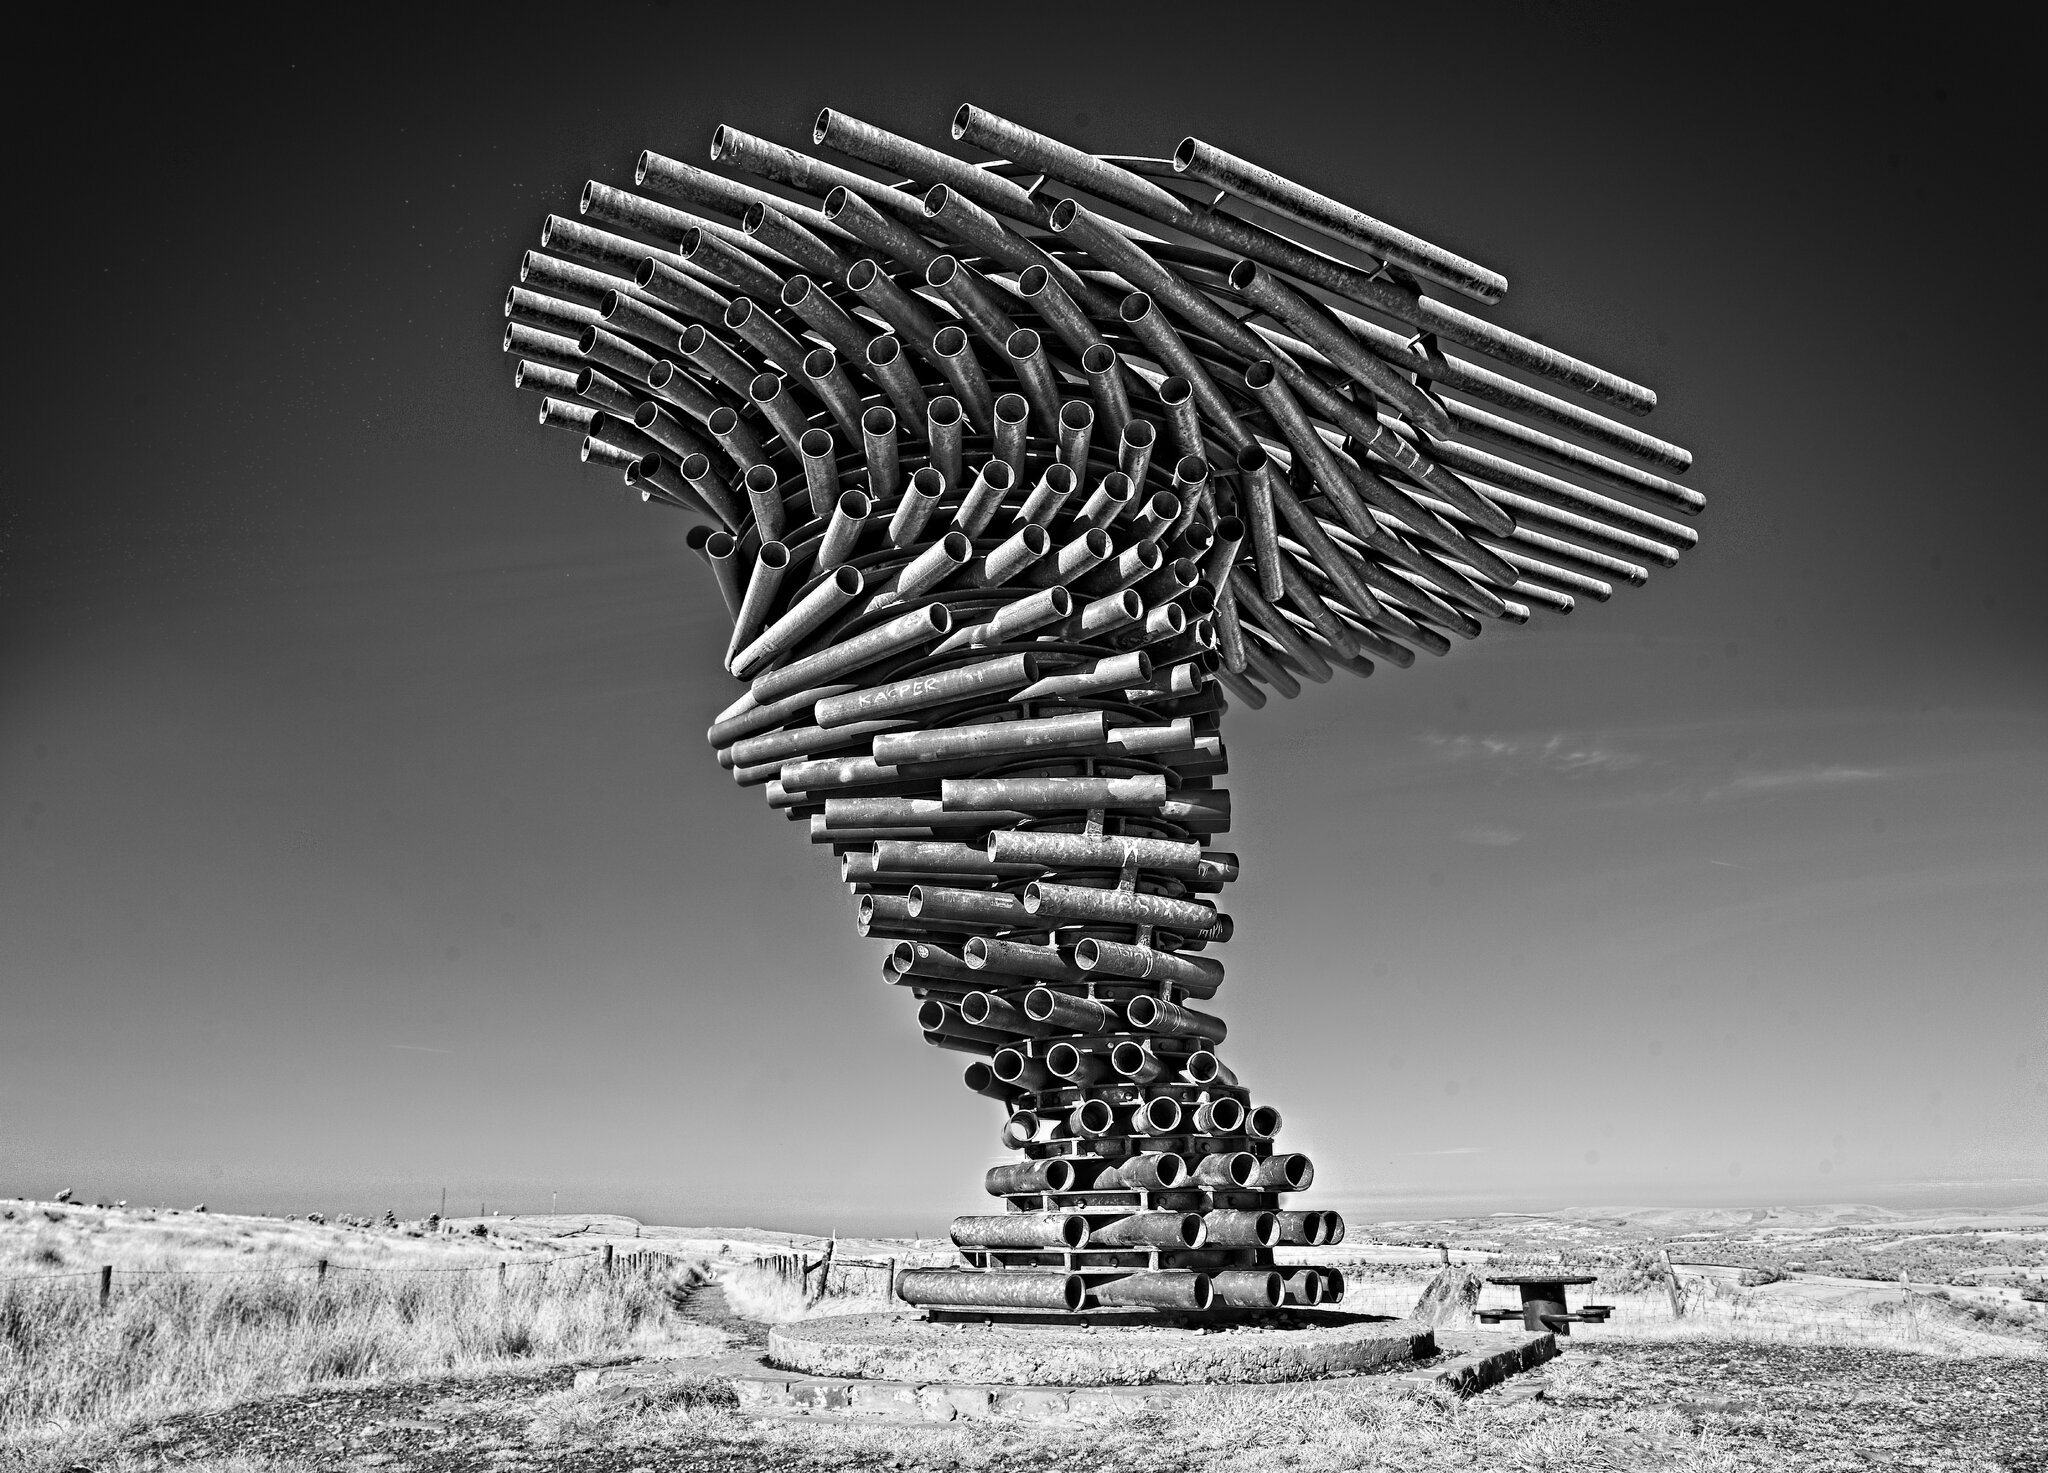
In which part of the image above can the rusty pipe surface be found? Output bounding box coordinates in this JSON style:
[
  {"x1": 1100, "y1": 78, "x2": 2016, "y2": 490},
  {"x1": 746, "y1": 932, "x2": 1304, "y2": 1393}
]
[
  {"x1": 676, "y1": 222, "x2": 784, "y2": 302},
  {"x1": 801, "y1": 347, "x2": 864, "y2": 443},
  {"x1": 1069, "y1": 1098, "x2": 1118, "y2": 1138},
  {"x1": 918, "y1": 999, "x2": 1014, "y2": 1047},
  {"x1": 1226, "y1": 260, "x2": 1449, "y2": 436},
  {"x1": 924, "y1": 253, "x2": 1020, "y2": 349},
  {"x1": 820, "y1": 183, "x2": 939, "y2": 272},
  {"x1": 907, "y1": 884, "x2": 1032, "y2": 928},
  {"x1": 505, "y1": 322, "x2": 584, "y2": 371},
  {"x1": 1173, "y1": 135, "x2": 1506, "y2": 303},
  {"x1": 1091, "y1": 1270, "x2": 1213, "y2": 1311},
  {"x1": 988, "y1": 826, "x2": 1199, "y2": 876},
  {"x1": 1016, "y1": 463, "x2": 1078, "y2": 528},
  {"x1": 779, "y1": 273, "x2": 869, "y2": 364},
  {"x1": 799, "y1": 428, "x2": 842, "y2": 521},
  {"x1": 680, "y1": 452, "x2": 746, "y2": 532},
  {"x1": 1003, "y1": 329, "x2": 1063, "y2": 437},
  {"x1": 1088, "y1": 1213, "x2": 1207, "y2": 1250},
  {"x1": 1110, "y1": 1040, "x2": 1168, "y2": 1084},
  {"x1": 1192, "y1": 1096, "x2": 1246, "y2": 1135},
  {"x1": 1095, "y1": 1153, "x2": 1186, "y2": 1191},
  {"x1": 963, "y1": 1061, "x2": 1017, "y2": 1104},
  {"x1": 1282, "y1": 1269, "x2": 1326, "y2": 1307},
  {"x1": 1125, "y1": 994, "x2": 1227, "y2": 1043},
  {"x1": 1056, "y1": 399, "x2": 1096, "y2": 485},
  {"x1": 919, "y1": 182, "x2": 1115, "y2": 319},
  {"x1": 1027, "y1": 528, "x2": 1115, "y2": 589},
  {"x1": 1203, "y1": 1210, "x2": 1279, "y2": 1248},
  {"x1": 935, "y1": 585, "x2": 1071, "y2": 651},
  {"x1": 704, "y1": 404, "x2": 769, "y2": 474},
  {"x1": 1252, "y1": 1153, "x2": 1313, "y2": 1191},
  {"x1": 741, "y1": 199, "x2": 857, "y2": 285},
  {"x1": 985, "y1": 1158, "x2": 1076, "y2": 1195},
  {"x1": 1191, "y1": 1151, "x2": 1258, "y2": 1189},
  {"x1": 951, "y1": 457, "x2": 1013, "y2": 539},
  {"x1": 721, "y1": 296, "x2": 807, "y2": 379},
  {"x1": 814, "y1": 653, "x2": 1037, "y2": 726},
  {"x1": 989, "y1": 391, "x2": 1030, "y2": 478},
  {"x1": 857, "y1": 404, "x2": 902, "y2": 503},
  {"x1": 710, "y1": 123, "x2": 927, "y2": 224},
  {"x1": 865, "y1": 334, "x2": 929, "y2": 430},
  {"x1": 931, "y1": 325, "x2": 995, "y2": 430},
  {"x1": 1075, "y1": 471, "x2": 1136, "y2": 530},
  {"x1": 749, "y1": 598, "x2": 946, "y2": 704},
  {"x1": 1075, "y1": 590, "x2": 1143, "y2": 640},
  {"x1": 730, "y1": 564, "x2": 865, "y2": 680},
  {"x1": 1023, "y1": 881, "x2": 1216, "y2": 933},
  {"x1": 848, "y1": 256, "x2": 944, "y2": 361},
  {"x1": 965, "y1": 938, "x2": 1087, "y2": 986},
  {"x1": 1119, "y1": 418, "x2": 1158, "y2": 494},
  {"x1": 943, "y1": 773, "x2": 1166, "y2": 812},
  {"x1": 1210, "y1": 1270, "x2": 1284, "y2": 1309},
  {"x1": 676, "y1": 322, "x2": 758, "y2": 396},
  {"x1": 1043, "y1": 1042, "x2": 1111, "y2": 1085},
  {"x1": 643, "y1": 360, "x2": 728, "y2": 427},
  {"x1": 1155, "y1": 375, "x2": 1205, "y2": 464},
  {"x1": 1246, "y1": 1104, "x2": 1283, "y2": 1140},
  {"x1": 1273, "y1": 1211, "x2": 1329, "y2": 1247},
  {"x1": 634, "y1": 402, "x2": 717, "y2": 466},
  {"x1": 1009, "y1": 650, "x2": 1154, "y2": 703},
  {"x1": 519, "y1": 360, "x2": 581, "y2": 399},
  {"x1": 960, "y1": 990, "x2": 1055, "y2": 1037},
  {"x1": 1082, "y1": 343, "x2": 1134, "y2": 438},
  {"x1": 628, "y1": 257, "x2": 735, "y2": 332},
  {"x1": 895, "y1": 530, "x2": 974, "y2": 600},
  {"x1": 873, "y1": 710, "x2": 1106, "y2": 767},
  {"x1": 894, "y1": 1269, "x2": 1084, "y2": 1312},
  {"x1": 928, "y1": 395, "x2": 965, "y2": 488},
  {"x1": 1022, "y1": 986, "x2": 1122, "y2": 1033},
  {"x1": 887, "y1": 465, "x2": 946, "y2": 548},
  {"x1": 748, "y1": 372, "x2": 809, "y2": 461},
  {"x1": 948, "y1": 1210, "x2": 1092, "y2": 1250}
]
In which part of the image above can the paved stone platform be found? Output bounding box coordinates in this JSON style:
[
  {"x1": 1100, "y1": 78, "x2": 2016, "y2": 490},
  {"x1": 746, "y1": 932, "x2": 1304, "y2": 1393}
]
[
  {"x1": 767, "y1": 1309, "x2": 1435, "y2": 1387},
  {"x1": 730, "y1": 1328, "x2": 1556, "y2": 1421},
  {"x1": 573, "y1": 1328, "x2": 1558, "y2": 1424}
]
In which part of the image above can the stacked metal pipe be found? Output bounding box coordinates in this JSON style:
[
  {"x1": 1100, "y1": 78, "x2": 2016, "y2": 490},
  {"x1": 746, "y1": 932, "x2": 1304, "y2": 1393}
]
[{"x1": 505, "y1": 103, "x2": 1699, "y2": 1318}]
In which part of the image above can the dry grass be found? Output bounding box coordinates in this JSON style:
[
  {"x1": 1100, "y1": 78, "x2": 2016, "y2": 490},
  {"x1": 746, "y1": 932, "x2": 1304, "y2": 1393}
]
[{"x1": 0, "y1": 1205, "x2": 727, "y2": 1457}]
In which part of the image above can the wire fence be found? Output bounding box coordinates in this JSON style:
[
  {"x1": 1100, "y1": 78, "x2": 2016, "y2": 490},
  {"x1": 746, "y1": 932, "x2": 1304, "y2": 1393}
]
[{"x1": 0, "y1": 1245, "x2": 692, "y2": 1291}]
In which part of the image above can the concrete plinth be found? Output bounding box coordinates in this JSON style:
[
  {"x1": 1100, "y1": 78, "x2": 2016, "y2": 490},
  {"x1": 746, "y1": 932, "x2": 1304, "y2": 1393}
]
[{"x1": 768, "y1": 1309, "x2": 1435, "y2": 1387}]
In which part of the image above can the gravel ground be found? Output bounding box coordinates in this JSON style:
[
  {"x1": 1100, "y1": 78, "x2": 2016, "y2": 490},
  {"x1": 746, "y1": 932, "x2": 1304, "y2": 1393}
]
[{"x1": 24, "y1": 1323, "x2": 2043, "y2": 1473}]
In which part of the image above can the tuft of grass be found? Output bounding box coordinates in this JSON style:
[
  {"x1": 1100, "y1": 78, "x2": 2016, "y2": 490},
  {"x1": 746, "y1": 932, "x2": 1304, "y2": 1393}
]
[{"x1": 0, "y1": 1258, "x2": 725, "y2": 1450}]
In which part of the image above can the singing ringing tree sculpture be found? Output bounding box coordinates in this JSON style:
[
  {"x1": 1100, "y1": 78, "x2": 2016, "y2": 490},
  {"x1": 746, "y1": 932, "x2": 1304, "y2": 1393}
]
[{"x1": 502, "y1": 104, "x2": 1701, "y2": 1319}]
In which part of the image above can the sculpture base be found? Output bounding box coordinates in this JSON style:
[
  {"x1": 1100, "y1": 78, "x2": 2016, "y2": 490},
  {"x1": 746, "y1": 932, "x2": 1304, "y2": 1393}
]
[{"x1": 768, "y1": 1308, "x2": 1435, "y2": 1386}]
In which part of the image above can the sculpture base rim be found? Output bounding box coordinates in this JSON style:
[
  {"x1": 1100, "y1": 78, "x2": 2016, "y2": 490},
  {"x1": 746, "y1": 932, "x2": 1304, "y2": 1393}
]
[{"x1": 766, "y1": 1308, "x2": 1438, "y2": 1386}]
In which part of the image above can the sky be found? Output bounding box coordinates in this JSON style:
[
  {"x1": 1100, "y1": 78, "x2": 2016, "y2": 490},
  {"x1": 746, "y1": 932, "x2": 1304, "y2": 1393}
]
[{"x1": 4, "y1": 5, "x2": 2044, "y2": 1235}]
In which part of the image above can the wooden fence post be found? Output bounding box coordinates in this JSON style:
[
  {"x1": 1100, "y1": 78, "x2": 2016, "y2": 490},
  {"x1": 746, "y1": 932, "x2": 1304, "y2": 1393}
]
[
  {"x1": 317, "y1": 1258, "x2": 329, "y2": 1283},
  {"x1": 1659, "y1": 1250, "x2": 1685, "y2": 1318},
  {"x1": 887, "y1": 1256, "x2": 897, "y2": 1302},
  {"x1": 99, "y1": 1265, "x2": 112, "y2": 1308},
  {"x1": 603, "y1": 1244, "x2": 615, "y2": 1273}
]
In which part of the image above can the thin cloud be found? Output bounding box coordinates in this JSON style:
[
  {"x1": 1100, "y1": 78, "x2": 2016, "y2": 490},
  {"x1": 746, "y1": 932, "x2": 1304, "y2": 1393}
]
[
  {"x1": 1706, "y1": 766, "x2": 1892, "y2": 799},
  {"x1": 1455, "y1": 826, "x2": 1523, "y2": 847},
  {"x1": 391, "y1": 1043, "x2": 454, "y2": 1055},
  {"x1": 1422, "y1": 731, "x2": 1644, "y2": 776}
]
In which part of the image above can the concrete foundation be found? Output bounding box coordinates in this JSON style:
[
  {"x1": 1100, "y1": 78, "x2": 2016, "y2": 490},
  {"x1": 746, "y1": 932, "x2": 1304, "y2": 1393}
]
[{"x1": 767, "y1": 1308, "x2": 1436, "y2": 1386}]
